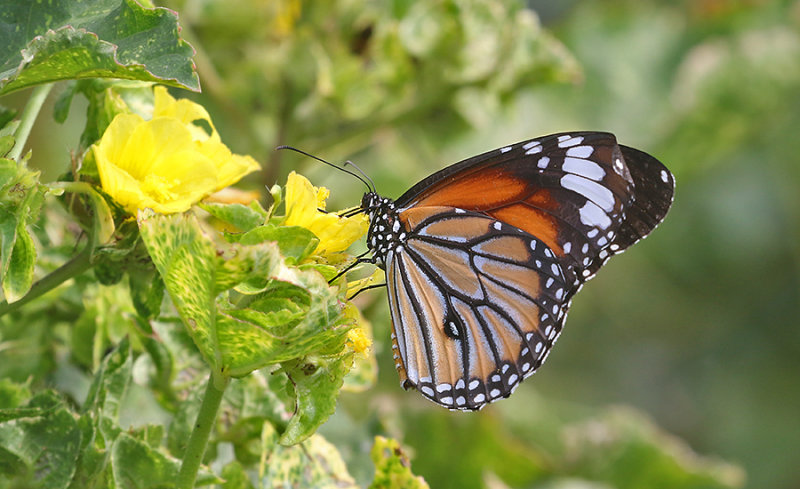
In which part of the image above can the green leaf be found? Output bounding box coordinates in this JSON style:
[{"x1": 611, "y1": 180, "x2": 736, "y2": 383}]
[
  {"x1": 68, "y1": 413, "x2": 109, "y2": 489},
  {"x1": 82, "y1": 337, "x2": 132, "y2": 419},
  {"x1": 0, "y1": 135, "x2": 14, "y2": 156},
  {"x1": 140, "y1": 212, "x2": 350, "y2": 379},
  {"x1": 259, "y1": 427, "x2": 358, "y2": 489},
  {"x1": 0, "y1": 157, "x2": 15, "y2": 181},
  {"x1": 111, "y1": 432, "x2": 221, "y2": 489},
  {"x1": 2, "y1": 220, "x2": 35, "y2": 302},
  {"x1": 369, "y1": 436, "x2": 430, "y2": 489},
  {"x1": 201, "y1": 202, "x2": 266, "y2": 232},
  {"x1": 165, "y1": 383, "x2": 203, "y2": 458},
  {"x1": 93, "y1": 256, "x2": 125, "y2": 285},
  {"x1": 219, "y1": 373, "x2": 293, "y2": 456},
  {"x1": 128, "y1": 263, "x2": 165, "y2": 319},
  {"x1": 0, "y1": 391, "x2": 82, "y2": 489},
  {"x1": 215, "y1": 271, "x2": 347, "y2": 377},
  {"x1": 138, "y1": 211, "x2": 220, "y2": 372},
  {"x1": 0, "y1": 159, "x2": 46, "y2": 301},
  {"x1": 71, "y1": 284, "x2": 135, "y2": 369},
  {"x1": 279, "y1": 354, "x2": 353, "y2": 446},
  {"x1": 0, "y1": 0, "x2": 199, "y2": 96},
  {"x1": 220, "y1": 460, "x2": 253, "y2": 489},
  {"x1": 0, "y1": 316, "x2": 54, "y2": 383},
  {"x1": 0, "y1": 106, "x2": 15, "y2": 132},
  {"x1": 235, "y1": 224, "x2": 319, "y2": 263},
  {"x1": 215, "y1": 241, "x2": 281, "y2": 294},
  {"x1": 138, "y1": 335, "x2": 176, "y2": 409},
  {"x1": 48, "y1": 181, "x2": 115, "y2": 249},
  {"x1": 0, "y1": 378, "x2": 31, "y2": 409}
]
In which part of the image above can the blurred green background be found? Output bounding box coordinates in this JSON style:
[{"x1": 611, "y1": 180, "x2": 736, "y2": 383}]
[{"x1": 22, "y1": 0, "x2": 800, "y2": 488}]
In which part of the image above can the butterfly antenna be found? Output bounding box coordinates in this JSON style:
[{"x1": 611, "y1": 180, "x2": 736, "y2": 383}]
[
  {"x1": 276, "y1": 146, "x2": 374, "y2": 193},
  {"x1": 343, "y1": 160, "x2": 376, "y2": 193}
]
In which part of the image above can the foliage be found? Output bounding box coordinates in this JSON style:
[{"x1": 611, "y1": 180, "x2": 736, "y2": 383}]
[{"x1": 1, "y1": 0, "x2": 790, "y2": 488}]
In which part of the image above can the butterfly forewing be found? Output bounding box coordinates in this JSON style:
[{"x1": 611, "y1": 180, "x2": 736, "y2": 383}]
[
  {"x1": 396, "y1": 132, "x2": 673, "y2": 290},
  {"x1": 386, "y1": 206, "x2": 569, "y2": 410}
]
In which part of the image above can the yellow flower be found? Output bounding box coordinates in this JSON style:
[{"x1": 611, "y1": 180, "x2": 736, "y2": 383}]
[
  {"x1": 343, "y1": 302, "x2": 373, "y2": 356},
  {"x1": 346, "y1": 327, "x2": 372, "y2": 356},
  {"x1": 283, "y1": 171, "x2": 368, "y2": 255},
  {"x1": 93, "y1": 86, "x2": 260, "y2": 214}
]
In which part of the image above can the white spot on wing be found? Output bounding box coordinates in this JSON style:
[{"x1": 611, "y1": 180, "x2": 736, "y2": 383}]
[
  {"x1": 578, "y1": 201, "x2": 613, "y2": 229},
  {"x1": 566, "y1": 145, "x2": 594, "y2": 158},
  {"x1": 661, "y1": 169, "x2": 669, "y2": 183},
  {"x1": 537, "y1": 156, "x2": 550, "y2": 169},
  {"x1": 561, "y1": 174, "x2": 616, "y2": 211},
  {"x1": 500, "y1": 146, "x2": 512, "y2": 153},
  {"x1": 558, "y1": 135, "x2": 584, "y2": 148},
  {"x1": 563, "y1": 157, "x2": 605, "y2": 181},
  {"x1": 523, "y1": 141, "x2": 541, "y2": 150}
]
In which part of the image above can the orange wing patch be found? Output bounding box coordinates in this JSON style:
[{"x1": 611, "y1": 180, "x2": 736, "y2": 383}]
[
  {"x1": 411, "y1": 168, "x2": 527, "y2": 209},
  {"x1": 404, "y1": 180, "x2": 565, "y2": 256},
  {"x1": 490, "y1": 204, "x2": 561, "y2": 255}
]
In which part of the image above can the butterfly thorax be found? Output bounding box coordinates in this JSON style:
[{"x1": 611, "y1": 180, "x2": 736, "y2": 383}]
[{"x1": 362, "y1": 192, "x2": 406, "y2": 268}]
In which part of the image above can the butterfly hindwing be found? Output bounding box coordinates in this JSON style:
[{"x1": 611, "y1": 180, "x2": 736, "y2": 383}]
[{"x1": 386, "y1": 206, "x2": 569, "y2": 410}]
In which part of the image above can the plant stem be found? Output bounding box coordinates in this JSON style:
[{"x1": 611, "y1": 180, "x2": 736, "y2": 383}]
[
  {"x1": 177, "y1": 373, "x2": 228, "y2": 489},
  {"x1": 9, "y1": 83, "x2": 53, "y2": 162},
  {"x1": 0, "y1": 246, "x2": 92, "y2": 317}
]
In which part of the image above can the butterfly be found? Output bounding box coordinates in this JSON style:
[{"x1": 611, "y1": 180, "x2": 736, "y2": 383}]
[{"x1": 358, "y1": 131, "x2": 674, "y2": 411}]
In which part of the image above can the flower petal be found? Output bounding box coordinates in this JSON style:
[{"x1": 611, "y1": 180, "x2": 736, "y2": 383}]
[
  {"x1": 92, "y1": 86, "x2": 262, "y2": 215},
  {"x1": 154, "y1": 86, "x2": 220, "y2": 143},
  {"x1": 283, "y1": 172, "x2": 368, "y2": 255}
]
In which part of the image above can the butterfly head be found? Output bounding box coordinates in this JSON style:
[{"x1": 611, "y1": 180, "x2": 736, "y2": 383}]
[{"x1": 362, "y1": 192, "x2": 403, "y2": 267}]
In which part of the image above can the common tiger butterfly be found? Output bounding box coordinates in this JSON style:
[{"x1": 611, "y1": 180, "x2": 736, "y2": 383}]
[{"x1": 359, "y1": 131, "x2": 674, "y2": 411}]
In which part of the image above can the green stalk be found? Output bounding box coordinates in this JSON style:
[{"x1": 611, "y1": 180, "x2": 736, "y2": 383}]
[
  {"x1": 9, "y1": 84, "x2": 53, "y2": 162},
  {"x1": 0, "y1": 246, "x2": 92, "y2": 317},
  {"x1": 177, "y1": 373, "x2": 229, "y2": 489}
]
